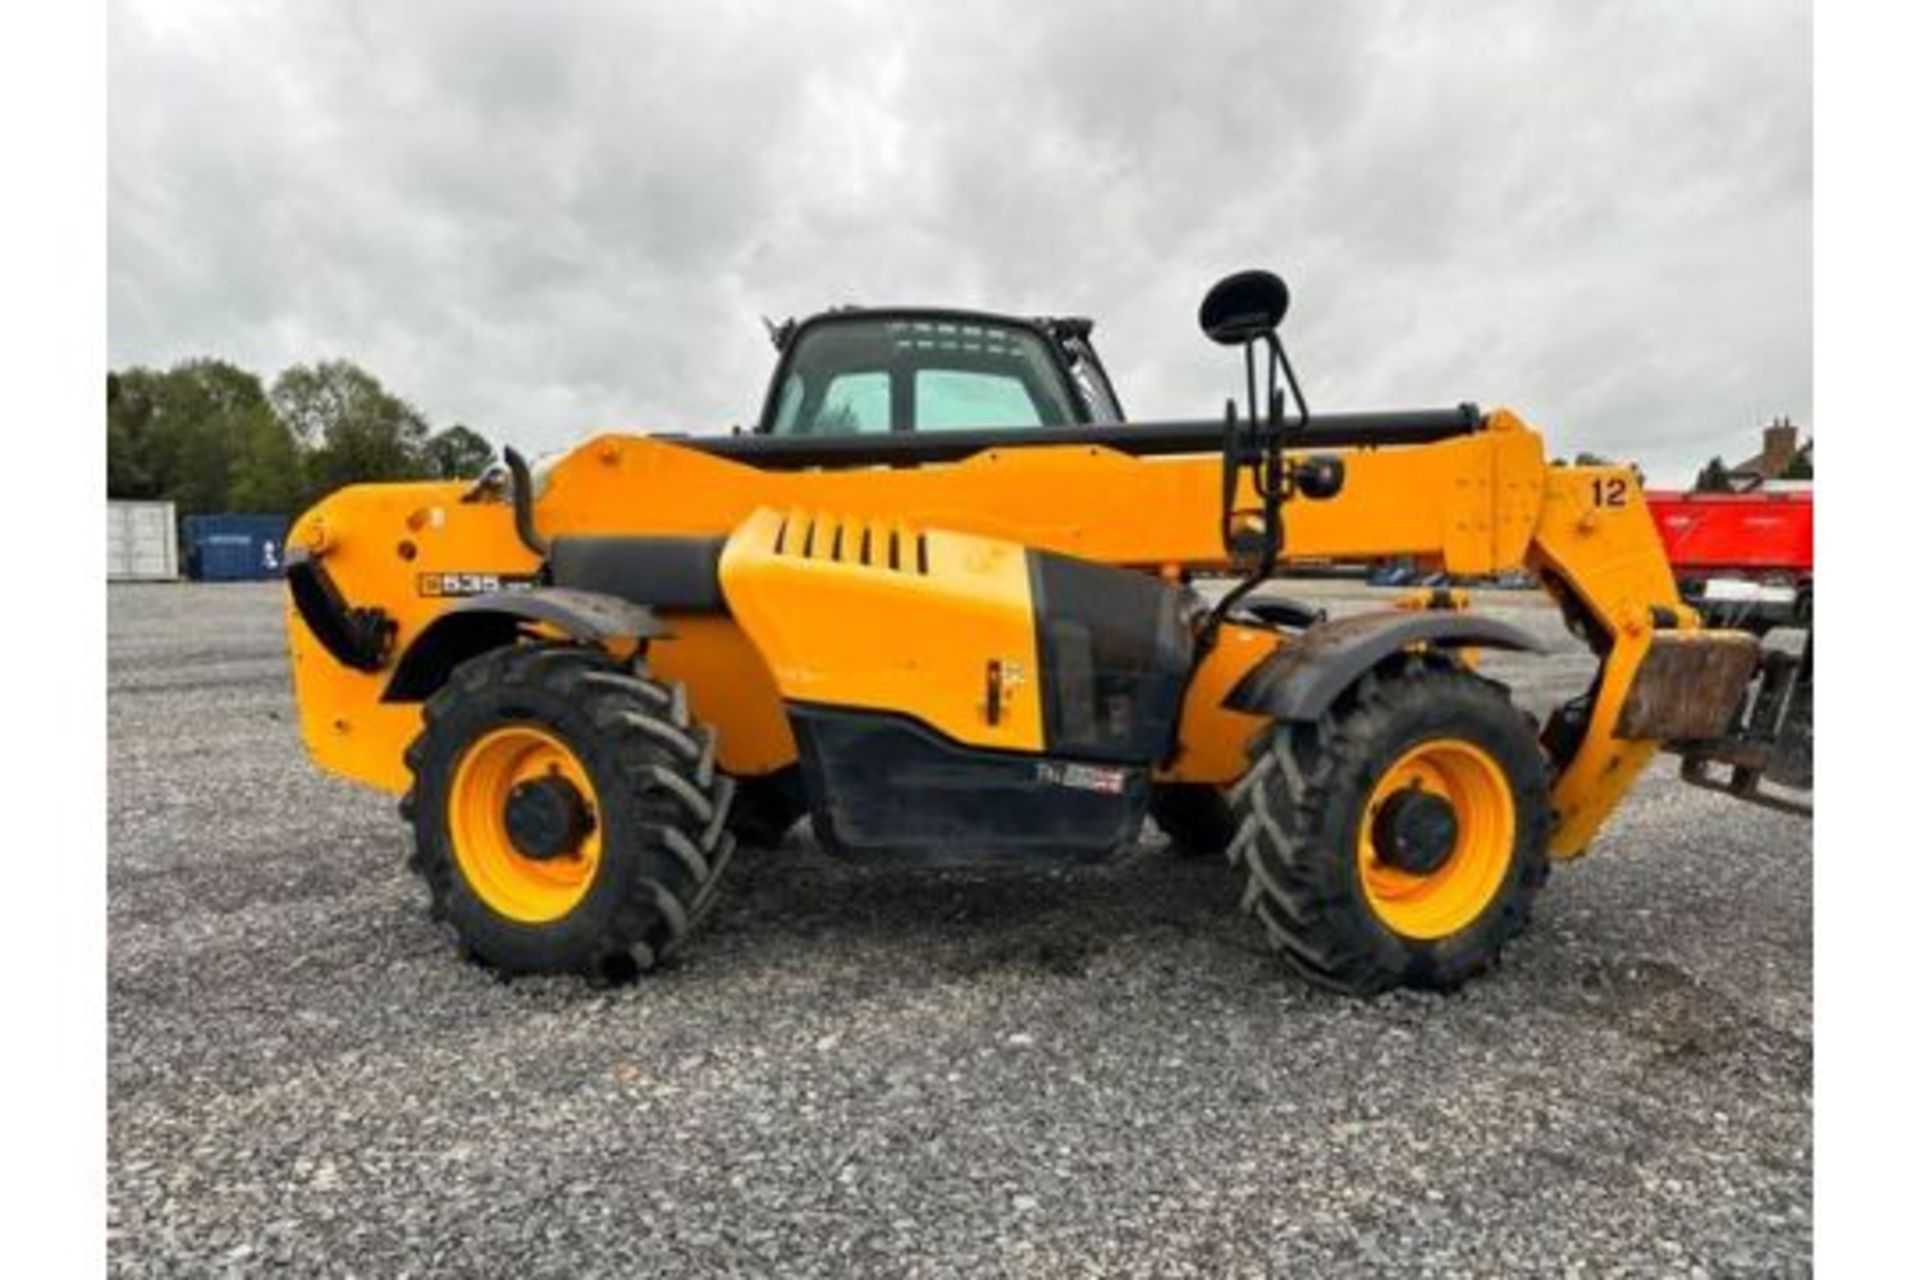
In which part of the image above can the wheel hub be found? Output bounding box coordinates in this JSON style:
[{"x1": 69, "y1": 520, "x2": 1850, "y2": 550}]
[
  {"x1": 504, "y1": 775, "x2": 595, "y2": 861},
  {"x1": 1369, "y1": 787, "x2": 1459, "y2": 876}
]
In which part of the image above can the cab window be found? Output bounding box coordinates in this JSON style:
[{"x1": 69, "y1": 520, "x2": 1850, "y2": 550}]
[
  {"x1": 915, "y1": 369, "x2": 1043, "y2": 430},
  {"x1": 766, "y1": 317, "x2": 1079, "y2": 435},
  {"x1": 815, "y1": 371, "x2": 890, "y2": 434}
]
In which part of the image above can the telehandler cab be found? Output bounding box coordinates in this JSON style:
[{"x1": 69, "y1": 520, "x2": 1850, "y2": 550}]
[{"x1": 285, "y1": 269, "x2": 1808, "y2": 994}]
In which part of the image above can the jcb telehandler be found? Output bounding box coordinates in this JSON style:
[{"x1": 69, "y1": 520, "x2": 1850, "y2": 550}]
[{"x1": 284, "y1": 270, "x2": 1809, "y2": 994}]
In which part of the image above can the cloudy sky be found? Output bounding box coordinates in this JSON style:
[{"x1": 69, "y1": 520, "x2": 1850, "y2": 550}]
[{"x1": 109, "y1": 0, "x2": 1808, "y2": 484}]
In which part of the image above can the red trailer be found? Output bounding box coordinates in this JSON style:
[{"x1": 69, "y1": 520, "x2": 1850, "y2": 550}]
[
  {"x1": 1646, "y1": 487, "x2": 1813, "y2": 629},
  {"x1": 1646, "y1": 488, "x2": 1812, "y2": 578}
]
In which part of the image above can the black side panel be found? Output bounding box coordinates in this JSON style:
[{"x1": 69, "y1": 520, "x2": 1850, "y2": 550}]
[
  {"x1": 790, "y1": 706, "x2": 1147, "y2": 856},
  {"x1": 548, "y1": 536, "x2": 727, "y2": 613},
  {"x1": 1028, "y1": 553, "x2": 1194, "y2": 764}
]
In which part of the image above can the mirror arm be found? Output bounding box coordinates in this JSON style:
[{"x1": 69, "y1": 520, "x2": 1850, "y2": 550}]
[
  {"x1": 1192, "y1": 268, "x2": 1315, "y2": 662},
  {"x1": 1276, "y1": 335, "x2": 1309, "y2": 422}
]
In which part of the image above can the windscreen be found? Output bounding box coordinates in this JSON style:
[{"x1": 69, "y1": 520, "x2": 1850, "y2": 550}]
[{"x1": 768, "y1": 317, "x2": 1080, "y2": 436}]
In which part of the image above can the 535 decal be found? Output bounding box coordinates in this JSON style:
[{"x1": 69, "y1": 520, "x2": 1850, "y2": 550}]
[{"x1": 417, "y1": 571, "x2": 540, "y2": 598}]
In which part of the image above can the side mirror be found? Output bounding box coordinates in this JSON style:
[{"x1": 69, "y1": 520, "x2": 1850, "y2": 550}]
[{"x1": 1198, "y1": 270, "x2": 1290, "y2": 346}]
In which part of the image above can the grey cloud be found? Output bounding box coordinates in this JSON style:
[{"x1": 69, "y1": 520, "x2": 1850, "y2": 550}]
[{"x1": 110, "y1": 0, "x2": 1808, "y2": 483}]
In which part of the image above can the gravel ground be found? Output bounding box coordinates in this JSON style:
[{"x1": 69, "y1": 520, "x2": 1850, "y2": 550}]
[{"x1": 108, "y1": 581, "x2": 1811, "y2": 1276}]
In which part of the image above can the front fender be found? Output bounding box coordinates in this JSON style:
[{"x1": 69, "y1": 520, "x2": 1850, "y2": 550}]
[{"x1": 1225, "y1": 610, "x2": 1545, "y2": 722}]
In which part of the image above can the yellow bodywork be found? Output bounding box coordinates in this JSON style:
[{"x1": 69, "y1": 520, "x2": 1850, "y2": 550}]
[
  {"x1": 287, "y1": 481, "x2": 530, "y2": 795},
  {"x1": 286, "y1": 407, "x2": 1706, "y2": 858},
  {"x1": 719, "y1": 506, "x2": 1045, "y2": 752}
]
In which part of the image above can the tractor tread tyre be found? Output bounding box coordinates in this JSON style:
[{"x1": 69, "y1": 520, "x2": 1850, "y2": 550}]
[
  {"x1": 401, "y1": 643, "x2": 735, "y2": 981},
  {"x1": 1225, "y1": 655, "x2": 1550, "y2": 995}
]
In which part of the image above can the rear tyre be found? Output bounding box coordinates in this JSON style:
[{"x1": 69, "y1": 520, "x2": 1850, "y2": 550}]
[
  {"x1": 1149, "y1": 783, "x2": 1237, "y2": 858},
  {"x1": 402, "y1": 643, "x2": 736, "y2": 980},
  {"x1": 1225, "y1": 656, "x2": 1550, "y2": 994}
]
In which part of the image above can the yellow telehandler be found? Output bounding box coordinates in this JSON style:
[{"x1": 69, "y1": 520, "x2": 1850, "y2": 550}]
[{"x1": 283, "y1": 270, "x2": 1808, "y2": 993}]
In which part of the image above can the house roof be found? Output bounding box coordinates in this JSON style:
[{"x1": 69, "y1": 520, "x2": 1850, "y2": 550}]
[{"x1": 1731, "y1": 441, "x2": 1810, "y2": 477}]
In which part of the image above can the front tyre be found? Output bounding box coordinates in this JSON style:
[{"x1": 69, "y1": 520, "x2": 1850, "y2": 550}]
[
  {"x1": 402, "y1": 644, "x2": 736, "y2": 980},
  {"x1": 1225, "y1": 657, "x2": 1550, "y2": 994}
]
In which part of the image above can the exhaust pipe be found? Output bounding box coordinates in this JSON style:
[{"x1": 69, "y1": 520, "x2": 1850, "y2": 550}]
[{"x1": 502, "y1": 446, "x2": 550, "y2": 559}]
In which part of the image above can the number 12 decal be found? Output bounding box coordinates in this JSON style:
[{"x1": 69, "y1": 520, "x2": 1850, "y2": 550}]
[{"x1": 1591, "y1": 477, "x2": 1629, "y2": 508}]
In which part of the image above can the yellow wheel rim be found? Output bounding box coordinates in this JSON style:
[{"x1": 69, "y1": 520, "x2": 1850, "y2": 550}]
[
  {"x1": 1358, "y1": 738, "x2": 1515, "y2": 941},
  {"x1": 448, "y1": 725, "x2": 602, "y2": 923}
]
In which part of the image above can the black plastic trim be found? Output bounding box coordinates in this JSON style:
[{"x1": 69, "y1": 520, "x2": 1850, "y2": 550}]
[
  {"x1": 549, "y1": 535, "x2": 728, "y2": 613},
  {"x1": 1027, "y1": 551, "x2": 1193, "y2": 764},
  {"x1": 789, "y1": 703, "x2": 1147, "y2": 856}
]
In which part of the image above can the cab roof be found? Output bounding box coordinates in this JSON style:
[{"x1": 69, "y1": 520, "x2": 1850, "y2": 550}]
[{"x1": 766, "y1": 306, "x2": 1094, "y2": 351}]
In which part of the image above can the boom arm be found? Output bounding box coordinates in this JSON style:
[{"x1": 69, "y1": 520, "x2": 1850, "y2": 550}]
[{"x1": 1524, "y1": 464, "x2": 1693, "y2": 855}]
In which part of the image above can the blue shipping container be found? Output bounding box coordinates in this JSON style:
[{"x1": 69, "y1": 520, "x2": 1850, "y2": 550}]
[{"x1": 182, "y1": 514, "x2": 291, "y2": 582}]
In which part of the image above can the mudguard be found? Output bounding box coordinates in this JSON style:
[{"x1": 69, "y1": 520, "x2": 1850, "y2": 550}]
[
  {"x1": 1225, "y1": 610, "x2": 1545, "y2": 722},
  {"x1": 381, "y1": 587, "x2": 666, "y2": 702}
]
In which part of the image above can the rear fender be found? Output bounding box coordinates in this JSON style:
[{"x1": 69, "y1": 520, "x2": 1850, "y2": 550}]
[{"x1": 381, "y1": 587, "x2": 666, "y2": 702}]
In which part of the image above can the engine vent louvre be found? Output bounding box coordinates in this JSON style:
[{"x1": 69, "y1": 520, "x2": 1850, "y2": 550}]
[{"x1": 773, "y1": 511, "x2": 930, "y2": 576}]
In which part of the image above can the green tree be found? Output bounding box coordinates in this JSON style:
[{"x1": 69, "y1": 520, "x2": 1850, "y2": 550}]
[
  {"x1": 107, "y1": 370, "x2": 161, "y2": 499},
  {"x1": 107, "y1": 359, "x2": 291, "y2": 514},
  {"x1": 272, "y1": 360, "x2": 431, "y2": 500},
  {"x1": 1781, "y1": 444, "x2": 1813, "y2": 480},
  {"x1": 1694, "y1": 456, "x2": 1734, "y2": 492},
  {"x1": 422, "y1": 423, "x2": 495, "y2": 479},
  {"x1": 226, "y1": 408, "x2": 308, "y2": 512}
]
